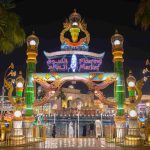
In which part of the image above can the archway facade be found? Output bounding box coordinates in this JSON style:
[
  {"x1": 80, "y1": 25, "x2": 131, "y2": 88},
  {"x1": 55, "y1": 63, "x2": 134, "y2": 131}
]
[{"x1": 22, "y1": 10, "x2": 125, "y2": 134}]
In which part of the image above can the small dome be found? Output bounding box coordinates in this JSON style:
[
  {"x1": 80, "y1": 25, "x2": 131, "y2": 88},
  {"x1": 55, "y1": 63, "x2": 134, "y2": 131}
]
[
  {"x1": 111, "y1": 29, "x2": 124, "y2": 43},
  {"x1": 126, "y1": 70, "x2": 136, "y2": 86}
]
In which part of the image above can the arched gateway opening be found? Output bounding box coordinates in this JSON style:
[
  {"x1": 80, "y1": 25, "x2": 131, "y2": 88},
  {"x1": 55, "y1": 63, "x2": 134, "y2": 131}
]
[{"x1": 33, "y1": 73, "x2": 116, "y2": 138}]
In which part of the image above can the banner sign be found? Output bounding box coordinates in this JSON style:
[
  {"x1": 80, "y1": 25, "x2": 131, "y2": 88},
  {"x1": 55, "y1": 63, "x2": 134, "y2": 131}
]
[{"x1": 45, "y1": 51, "x2": 104, "y2": 73}]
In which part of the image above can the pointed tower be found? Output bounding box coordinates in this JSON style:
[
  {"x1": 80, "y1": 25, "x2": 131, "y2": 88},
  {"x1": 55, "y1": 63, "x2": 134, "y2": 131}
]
[{"x1": 111, "y1": 30, "x2": 125, "y2": 116}]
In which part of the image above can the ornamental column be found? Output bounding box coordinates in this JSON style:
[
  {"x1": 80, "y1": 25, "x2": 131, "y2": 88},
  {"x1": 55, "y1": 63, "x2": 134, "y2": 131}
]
[
  {"x1": 111, "y1": 30, "x2": 126, "y2": 141},
  {"x1": 111, "y1": 30, "x2": 125, "y2": 116},
  {"x1": 24, "y1": 32, "x2": 39, "y2": 133}
]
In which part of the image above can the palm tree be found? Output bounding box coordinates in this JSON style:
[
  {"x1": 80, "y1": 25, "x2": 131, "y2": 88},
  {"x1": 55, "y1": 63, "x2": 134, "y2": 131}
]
[
  {"x1": 0, "y1": 0, "x2": 25, "y2": 54},
  {"x1": 135, "y1": 0, "x2": 150, "y2": 31}
]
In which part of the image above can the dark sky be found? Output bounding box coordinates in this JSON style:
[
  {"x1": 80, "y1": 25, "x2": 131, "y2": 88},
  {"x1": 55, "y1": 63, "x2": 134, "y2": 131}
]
[{"x1": 0, "y1": 0, "x2": 150, "y2": 96}]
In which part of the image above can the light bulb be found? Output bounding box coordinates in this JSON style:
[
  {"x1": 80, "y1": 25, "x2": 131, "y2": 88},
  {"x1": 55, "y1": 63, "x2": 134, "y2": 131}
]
[
  {"x1": 128, "y1": 81, "x2": 135, "y2": 87},
  {"x1": 129, "y1": 110, "x2": 137, "y2": 117},
  {"x1": 114, "y1": 40, "x2": 120, "y2": 45},
  {"x1": 14, "y1": 110, "x2": 22, "y2": 117},
  {"x1": 72, "y1": 22, "x2": 78, "y2": 26},
  {"x1": 30, "y1": 40, "x2": 36, "y2": 45},
  {"x1": 17, "y1": 82, "x2": 23, "y2": 88}
]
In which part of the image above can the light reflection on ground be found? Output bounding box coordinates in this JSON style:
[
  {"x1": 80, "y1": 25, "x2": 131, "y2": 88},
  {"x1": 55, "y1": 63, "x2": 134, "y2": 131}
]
[{"x1": 1, "y1": 138, "x2": 149, "y2": 150}]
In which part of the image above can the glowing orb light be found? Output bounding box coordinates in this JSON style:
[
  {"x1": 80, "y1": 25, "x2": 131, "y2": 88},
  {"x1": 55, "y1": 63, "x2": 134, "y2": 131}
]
[
  {"x1": 114, "y1": 40, "x2": 120, "y2": 45},
  {"x1": 14, "y1": 110, "x2": 22, "y2": 118},
  {"x1": 128, "y1": 81, "x2": 135, "y2": 87},
  {"x1": 29, "y1": 40, "x2": 36, "y2": 45},
  {"x1": 16, "y1": 82, "x2": 23, "y2": 88},
  {"x1": 129, "y1": 110, "x2": 137, "y2": 117},
  {"x1": 72, "y1": 22, "x2": 78, "y2": 26}
]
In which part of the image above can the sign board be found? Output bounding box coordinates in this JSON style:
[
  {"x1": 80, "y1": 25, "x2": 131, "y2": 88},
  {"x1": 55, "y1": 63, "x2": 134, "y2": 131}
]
[{"x1": 46, "y1": 53, "x2": 103, "y2": 73}]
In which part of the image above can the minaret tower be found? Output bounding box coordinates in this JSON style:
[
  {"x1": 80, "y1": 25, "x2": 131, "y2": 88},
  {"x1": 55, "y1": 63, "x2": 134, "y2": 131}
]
[
  {"x1": 25, "y1": 32, "x2": 39, "y2": 116},
  {"x1": 111, "y1": 30, "x2": 125, "y2": 116}
]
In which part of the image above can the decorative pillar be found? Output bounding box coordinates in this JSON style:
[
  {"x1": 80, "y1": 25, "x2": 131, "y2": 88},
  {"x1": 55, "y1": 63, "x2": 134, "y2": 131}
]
[
  {"x1": 10, "y1": 110, "x2": 24, "y2": 144},
  {"x1": 111, "y1": 30, "x2": 126, "y2": 142},
  {"x1": 111, "y1": 30, "x2": 125, "y2": 116},
  {"x1": 114, "y1": 116, "x2": 126, "y2": 142},
  {"x1": 24, "y1": 32, "x2": 39, "y2": 131},
  {"x1": 124, "y1": 110, "x2": 142, "y2": 146}
]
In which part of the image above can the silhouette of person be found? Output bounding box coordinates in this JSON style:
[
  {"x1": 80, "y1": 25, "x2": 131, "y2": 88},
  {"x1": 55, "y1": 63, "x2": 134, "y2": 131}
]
[
  {"x1": 68, "y1": 122, "x2": 74, "y2": 138},
  {"x1": 82, "y1": 125, "x2": 87, "y2": 136},
  {"x1": 52, "y1": 124, "x2": 56, "y2": 138},
  {"x1": 90, "y1": 122, "x2": 94, "y2": 136}
]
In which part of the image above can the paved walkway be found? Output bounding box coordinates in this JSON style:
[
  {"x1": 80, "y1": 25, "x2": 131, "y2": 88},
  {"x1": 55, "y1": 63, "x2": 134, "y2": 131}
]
[{"x1": 0, "y1": 138, "x2": 150, "y2": 150}]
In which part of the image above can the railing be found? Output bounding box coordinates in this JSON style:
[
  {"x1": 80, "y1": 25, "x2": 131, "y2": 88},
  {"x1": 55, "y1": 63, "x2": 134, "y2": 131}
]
[
  {"x1": 0, "y1": 125, "x2": 150, "y2": 147},
  {"x1": 103, "y1": 127, "x2": 150, "y2": 147},
  {"x1": 0, "y1": 126, "x2": 46, "y2": 147}
]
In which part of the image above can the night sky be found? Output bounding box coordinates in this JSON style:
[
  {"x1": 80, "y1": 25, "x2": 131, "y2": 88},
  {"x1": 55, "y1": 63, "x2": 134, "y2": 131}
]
[{"x1": 0, "y1": 0, "x2": 150, "y2": 96}]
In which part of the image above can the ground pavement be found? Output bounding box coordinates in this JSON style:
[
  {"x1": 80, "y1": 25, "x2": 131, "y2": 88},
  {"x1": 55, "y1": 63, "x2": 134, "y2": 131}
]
[{"x1": 0, "y1": 138, "x2": 150, "y2": 150}]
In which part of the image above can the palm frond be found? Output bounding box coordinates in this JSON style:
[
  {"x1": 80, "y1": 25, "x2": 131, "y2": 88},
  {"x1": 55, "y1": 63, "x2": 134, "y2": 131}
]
[
  {"x1": 0, "y1": 3, "x2": 25, "y2": 54},
  {"x1": 0, "y1": 0, "x2": 15, "y2": 10},
  {"x1": 0, "y1": 37, "x2": 14, "y2": 54},
  {"x1": 135, "y1": 0, "x2": 150, "y2": 31}
]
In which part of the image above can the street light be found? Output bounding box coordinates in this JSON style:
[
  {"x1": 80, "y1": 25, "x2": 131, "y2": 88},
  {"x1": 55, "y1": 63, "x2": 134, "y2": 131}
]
[
  {"x1": 126, "y1": 70, "x2": 136, "y2": 103},
  {"x1": 26, "y1": 31, "x2": 39, "y2": 49},
  {"x1": 16, "y1": 71, "x2": 24, "y2": 104},
  {"x1": 111, "y1": 29, "x2": 124, "y2": 50}
]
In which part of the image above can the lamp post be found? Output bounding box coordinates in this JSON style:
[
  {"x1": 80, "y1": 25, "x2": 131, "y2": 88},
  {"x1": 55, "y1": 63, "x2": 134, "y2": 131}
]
[
  {"x1": 126, "y1": 70, "x2": 136, "y2": 103},
  {"x1": 16, "y1": 71, "x2": 24, "y2": 105},
  {"x1": 9, "y1": 71, "x2": 25, "y2": 143},
  {"x1": 123, "y1": 109, "x2": 142, "y2": 146},
  {"x1": 111, "y1": 29, "x2": 125, "y2": 116},
  {"x1": 12, "y1": 110, "x2": 24, "y2": 138},
  {"x1": 23, "y1": 32, "x2": 39, "y2": 137},
  {"x1": 111, "y1": 30, "x2": 126, "y2": 141},
  {"x1": 3, "y1": 64, "x2": 26, "y2": 143},
  {"x1": 124, "y1": 70, "x2": 143, "y2": 146}
]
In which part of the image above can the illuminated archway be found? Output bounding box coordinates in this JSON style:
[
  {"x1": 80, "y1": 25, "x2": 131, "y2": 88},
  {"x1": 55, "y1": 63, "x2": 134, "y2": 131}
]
[{"x1": 33, "y1": 73, "x2": 116, "y2": 107}]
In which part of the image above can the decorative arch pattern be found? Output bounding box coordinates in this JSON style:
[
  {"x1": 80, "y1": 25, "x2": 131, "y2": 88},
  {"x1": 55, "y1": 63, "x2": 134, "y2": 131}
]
[{"x1": 33, "y1": 74, "x2": 116, "y2": 107}]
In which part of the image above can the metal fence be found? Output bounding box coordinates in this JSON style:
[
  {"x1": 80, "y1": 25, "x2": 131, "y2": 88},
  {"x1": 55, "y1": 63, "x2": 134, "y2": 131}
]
[
  {"x1": 0, "y1": 126, "x2": 46, "y2": 147},
  {"x1": 0, "y1": 125, "x2": 150, "y2": 147},
  {"x1": 103, "y1": 127, "x2": 150, "y2": 147}
]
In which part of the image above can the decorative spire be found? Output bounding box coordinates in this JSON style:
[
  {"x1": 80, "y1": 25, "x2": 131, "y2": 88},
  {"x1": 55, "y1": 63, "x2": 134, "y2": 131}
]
[
  {"x1": 32, "y1": 31, "x2": 35, "y2": 35},
  {"x1": 129, "y1": 70, "x2": 132, "y2": 75},
  {"x1": 115, "y1": 29, "x2": 118, "y2": 34},
  {"x1": 69, "y1": 9, "x2": 81, "y2": 23},
  {"x1": 146, "y1": 59, "x2": 149, "y2": 65},
  {"x1": 19, "y1": 71, "x2": 22, "y2": 75}
]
